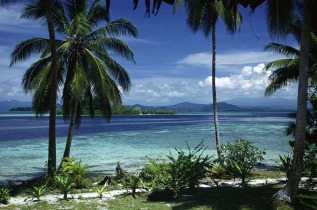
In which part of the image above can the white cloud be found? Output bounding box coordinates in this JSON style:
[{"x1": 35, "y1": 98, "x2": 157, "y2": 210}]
[
  {"x1": 0, "y1": 4, "x2": 42, "y2": 33},
  {"x1": 119, "y1": 36, "x2": 157, "y2": 45},
  {"x1": 177, "y1": 51, "x2": 284, "y2": 68},
  {"x1": 200, "y1": 63, "x2": 269, "y2": 90},
  {"x1": 198, "y1": 63, "x2": 297, "y2": 100}
]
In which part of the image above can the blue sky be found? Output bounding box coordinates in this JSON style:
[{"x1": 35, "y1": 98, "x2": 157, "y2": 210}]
[{"x1": 0, "y1": 0, "x2": 298, "y2": 105}]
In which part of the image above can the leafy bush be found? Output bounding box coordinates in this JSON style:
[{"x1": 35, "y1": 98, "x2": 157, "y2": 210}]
[
  {"x1": 167, "y1": 141, "x2": 212, "y2": 194},
  {"x1": 220, "y1": 139, "x2": 265, "y2": 185},
  {"x1": 211, "y1": 164, "x2": 226, "y2": 178},
  {"x1": 60, "y1": 157, "x2": 92, "y2": 188},
  {"x1": 26, "y1": 186, "x2": 45, "y2": 201},
  {"x1": 275, "y1": 155, "x2": 292, "y2": 180},
  {"x1": 56, "y1": 176, "x2": 74, "y2": 200},
  {"x1": 141, "y1": 155, "x2": 171, "y2": 189},
  {"x1": 94, "y1": 186, "x2": 106, "y2": 199},
  {"x1": 115, "y1": 161, "x2": 125, "y2": 181},
  {"x1": 142, "y1": 140, "x2": 212, "y2": 197},
  {"x1": 303, "y1": 143, "x2": 317, "y2": 180},
  {"x1": 0, "y1": 188, "x2": 10, "y2": 204},
  {"x1": 123, "y1": 174, "x2": 141, "y2": 199}
]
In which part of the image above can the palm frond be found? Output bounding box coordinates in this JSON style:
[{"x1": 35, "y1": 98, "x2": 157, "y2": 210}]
[
  {"x1": 64, "y1": 0, "x2": 89, "y2": 21},
  {"x1": 264, "y1": 59, "x2": 293, "y2": 71},
  {"x1": 87, "y1": 0, "x2": 109, "y2": 26},
  {"x1": 265, "y1": 0, "x2": 297, "y2": 39},
  {"x1": 264, "y1": 42, "x2": 300, "y2": 58},
  {"x1": 91, "y1": 46, "x2": 131, "y2": 92},
  {"x1": 90, "y1": 38, "x2": 135, "y2": 62},
  {"x1": 265, "y1": 66, "x2": 299, "y2": 96},
  {"x1": 10, "y1": 38, "x2": 51, "y2": 66},
  {"x1": 87, "y1": 18, "x2": 138, "y2": 39}
]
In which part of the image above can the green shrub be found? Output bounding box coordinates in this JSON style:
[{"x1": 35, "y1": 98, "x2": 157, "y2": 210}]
[
  {"x1": 26, "y1": 186, "x2": 45, "y2": 201},
  {"x1": 142, "y1": 140, "x2": 212, "y2": 197},
  {"x1": 123, "y1": 174, "x2": 141, "y2": 199},
  {"x1": 275, "y1": 155, "x2": 292, "y2": 180},
  {"x1": 60, "y1": 157, "x2": 92, "y2": 188},
  {"x1": 94, "y1": 186, "x2": 106, "y2": 199},
  {"x1": 211, "y1": 164, "x2": 226, "y2": 178},
  {"x1": 220, "y1": 139, "x2": 265, "y2": 185},
  {"x1": 115, "y1": 161, "x2": 125, "y2": 181},
  {"x1": 0, "y1": 188, "x2": 10, "y2": 204},
  {"x1": 167, "y1": 141, "x2": 212, "y2": 195},
  {"x1": 141, "y1": 155, "x2": 171, "y2": 189},
  {"x1": 56, "y1": 176, "x2": 74, "y2": 200},
  {"x1": 303, "y1": 144, "x2": 317, "y2": 180}
]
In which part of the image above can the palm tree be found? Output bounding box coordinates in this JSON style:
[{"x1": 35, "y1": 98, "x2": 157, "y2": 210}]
[
  {"x1": 174, "y1": 0, "x2": 242, "y2": 159},
  {"x1": 9, "y1": 0, "x2": 61, "y2": 179},
  {"x1": 11, "y1": 0, "x2": 138, "y2": 171},
  {"x1": 263, "y1": 0, "x2": 317, "y2": 202}
]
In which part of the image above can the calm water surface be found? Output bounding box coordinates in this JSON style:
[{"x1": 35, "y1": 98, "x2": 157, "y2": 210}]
[{"x1": 0, "y1": 111, "x2": 294, "y2": 185}]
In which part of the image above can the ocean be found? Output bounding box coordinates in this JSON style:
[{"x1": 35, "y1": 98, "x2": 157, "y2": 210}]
[{"x1": 0, "y1": 111, "x2": 294, "y2": 185}]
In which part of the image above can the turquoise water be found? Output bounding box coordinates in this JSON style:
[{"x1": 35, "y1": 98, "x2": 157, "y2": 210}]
[{"x1": 0, "y1": 112, "x2": 293, "y2": 185}]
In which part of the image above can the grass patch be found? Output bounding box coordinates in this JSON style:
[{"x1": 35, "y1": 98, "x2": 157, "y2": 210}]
[
  {"x1": 251, "y1": 170, "x2": 286, "y2": 179},
  {"x1": 1, "y1": 184, "x2": 316, "y2": 210},
  {"x1": 107, "y1": 184, "x2": 317, "y2": 210}
]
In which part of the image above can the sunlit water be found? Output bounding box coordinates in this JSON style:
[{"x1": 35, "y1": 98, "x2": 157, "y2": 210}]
[{"x1": 0, "y1": 111, "x2": 294, "y2": 185}]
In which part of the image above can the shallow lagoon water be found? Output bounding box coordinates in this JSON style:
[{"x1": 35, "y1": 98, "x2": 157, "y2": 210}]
[{"x1": 0, "y1": 112, "x2": 294, "y2": 185}]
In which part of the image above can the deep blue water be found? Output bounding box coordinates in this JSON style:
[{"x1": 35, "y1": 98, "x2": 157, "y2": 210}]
[{"x1": 0, "y1": 111, "x2": 294, "y2": 185}]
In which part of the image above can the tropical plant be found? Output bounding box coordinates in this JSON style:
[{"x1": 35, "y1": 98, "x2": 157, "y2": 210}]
[
  {"x1": 60, "y1": 157, "x2": 92, "y2": 188},
  {"x1": 8, "y1": 0, "x2": 63, "y2": 179},
  {"x1": 56, "y1": 176, "x2": 74, "y2": 200},
  {"x1": 211, "y1": 164, "x2": 226, "y2": 178},
  {"x1": 303, "y1": 143, "x2": 317, "y2": 180},
  {"x1": 263, "y1": 34, "x2": 317, "y2": 97},
  {"x1": 220, "y1": 139, "x2": 265, "y2": 185},
  {"x1": 11, "y1": 0, "x2": 138, "y2": 170},
  {"x1": 0, "y1": 188, "x2": 10, "y2": 204},
  {"x1": 26, "y1": 186, "x2": 45, "y2": 201},
  {"x1": 141, "y1": 155, "x2": 171, "y2": 189},
  {"x1": 94, "y1": 186, "x2": 106, "y2": 199},
  {"x1": 262, "y1": 1, "x2": 317, "y2": 200},
  {"x1": 174, "y1": 0, "x2": 242, "y2": 159},
  {"x1": 123, "y1": 174, "x2": 141, "y2": 199},
  {"x1": 142, "y1": 141, "x2": 212, "y2": 197},
  {"x1": 275, "y1": 155, "x2": 293, "y2": 181},
  {"x1": 166, "y1": 141, "x2": 212, "y2": 194}
]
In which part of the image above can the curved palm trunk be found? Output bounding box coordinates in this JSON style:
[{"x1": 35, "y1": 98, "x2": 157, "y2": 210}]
[
  {"x1": 44, "y1": 0, "x2": 58, "y2": 179},
  {"x1": 59, "y1": 101, "x2": 78, "y2": 169},
  {"x1": 212, "y1": 23, "x2": 221, "y2": 159},
  {"x1": 273, "y1": 0, "x2": 312, "y2": 203}
]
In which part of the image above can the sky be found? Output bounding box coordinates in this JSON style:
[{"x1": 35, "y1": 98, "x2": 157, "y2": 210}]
[{"x1": 0, "y1": 0, "x2": 299, "y2": 106}]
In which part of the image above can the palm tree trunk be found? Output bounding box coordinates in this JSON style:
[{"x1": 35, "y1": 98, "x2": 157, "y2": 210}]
[
  {"x1": 273, "y1": 0, "x2": 312, "y2": 203},
  {"x1": 44, "y1": 0, "x2": 58, "y2": 179},
  {"x1": 288, "y1": 0, "x2": 312, "y2": 202},
  {"x1": 212, "y1": 23, "x2": 221, "y2": 159},
  {"x1": 59, "y1": 101, "x2": 78, "y2": 170}
]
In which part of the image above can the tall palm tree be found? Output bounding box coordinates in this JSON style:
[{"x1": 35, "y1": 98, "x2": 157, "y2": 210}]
[
  {"x1": 174, "y1": 0, "x2": 242, "y2": 159},
  {"x1": 10, "y1": 0, "x2": 61, "y2": 179},
  {"x1": 11, "y1": 0, "x2": 138, "y2": 172},
  {"x1": 263, "y1": 0, "x2": 317, "y2": 202}
]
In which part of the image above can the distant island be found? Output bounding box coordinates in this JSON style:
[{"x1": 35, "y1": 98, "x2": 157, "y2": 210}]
[
  {"x1": 4, "y1": 101, "x2": 296, "y2": 113},
  {"x1": 9, "y1": 105, "x2": 178, "y2": 115},
  {"x1": 9, "y1": 107, "x2": 33, "y2": 111}
]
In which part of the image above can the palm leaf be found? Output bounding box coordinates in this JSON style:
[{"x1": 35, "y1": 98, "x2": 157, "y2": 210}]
[{"x1": 264, "y1": 42, "x2": 300, "y2": 58}]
